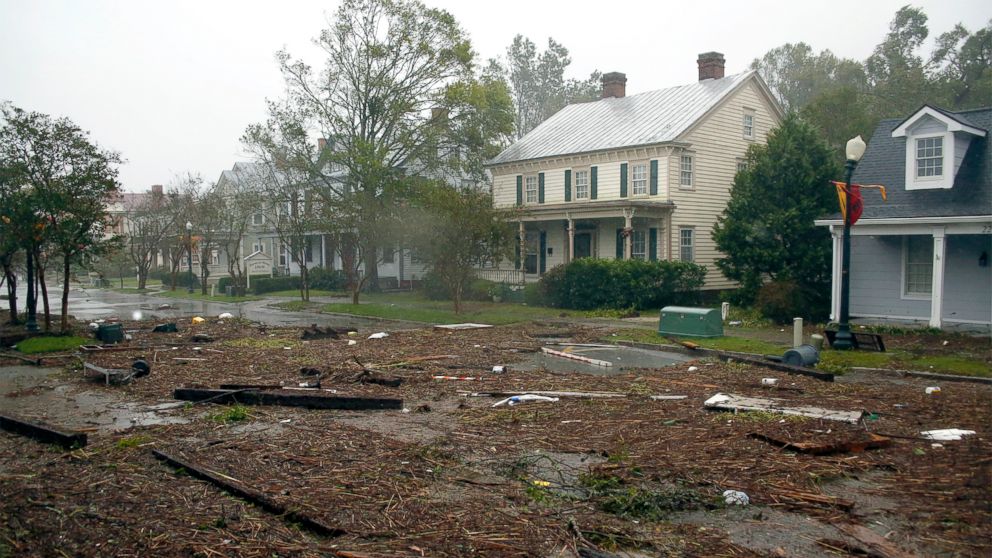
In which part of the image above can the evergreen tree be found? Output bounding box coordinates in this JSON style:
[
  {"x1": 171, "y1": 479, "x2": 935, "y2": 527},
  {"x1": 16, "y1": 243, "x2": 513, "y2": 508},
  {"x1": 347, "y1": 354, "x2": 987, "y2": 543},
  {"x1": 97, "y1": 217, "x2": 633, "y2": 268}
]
[{"x1": 712, "y1": 114, "x2": 840, "y2": 320}]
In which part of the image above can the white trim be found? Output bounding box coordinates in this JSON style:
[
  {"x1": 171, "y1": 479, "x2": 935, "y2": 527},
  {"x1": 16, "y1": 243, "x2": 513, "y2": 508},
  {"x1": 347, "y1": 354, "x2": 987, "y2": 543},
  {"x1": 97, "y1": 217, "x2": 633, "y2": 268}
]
[
  {"x1": 929, "y1": 228, "x2": 946, "y2": 328},
  {"x1": 891, "y1": 106, "x2": 986, "y2": 138},
  {"x1": 816, "y1": 215, "x2": 992, "y2": 226},
  {"x1": 905, "y1": 133, "x2": 953, "y2": 190},
  {"x1": 851, "y1": 312, "x2": 934, "y2": 321},
  {"x1": 943, "y1": 317, "x2": 992, "y2": 325},
  {"x1": 830, "y1": 231, "x2": 842, "y2": 321}
]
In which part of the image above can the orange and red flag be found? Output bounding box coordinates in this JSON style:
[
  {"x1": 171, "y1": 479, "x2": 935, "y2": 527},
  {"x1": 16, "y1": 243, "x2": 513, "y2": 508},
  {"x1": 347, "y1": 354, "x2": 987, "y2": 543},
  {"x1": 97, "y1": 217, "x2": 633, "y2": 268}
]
[{"x1": 830, "y1": 181, "x2": 887, "y2": 225}]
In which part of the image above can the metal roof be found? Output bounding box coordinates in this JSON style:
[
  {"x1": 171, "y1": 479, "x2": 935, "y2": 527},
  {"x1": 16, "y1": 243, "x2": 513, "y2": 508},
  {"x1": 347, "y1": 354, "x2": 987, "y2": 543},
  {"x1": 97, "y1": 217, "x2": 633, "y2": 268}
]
[{"x1": 490, "y1": 71, "x2": 756, "y2": 165}]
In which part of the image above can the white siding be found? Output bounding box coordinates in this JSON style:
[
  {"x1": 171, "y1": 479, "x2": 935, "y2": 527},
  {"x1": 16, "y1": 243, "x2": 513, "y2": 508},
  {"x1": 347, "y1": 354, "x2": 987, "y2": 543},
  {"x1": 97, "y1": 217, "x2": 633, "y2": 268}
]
[{"x1": 668, "y1": 80, "x2": 781, "y2": 289}]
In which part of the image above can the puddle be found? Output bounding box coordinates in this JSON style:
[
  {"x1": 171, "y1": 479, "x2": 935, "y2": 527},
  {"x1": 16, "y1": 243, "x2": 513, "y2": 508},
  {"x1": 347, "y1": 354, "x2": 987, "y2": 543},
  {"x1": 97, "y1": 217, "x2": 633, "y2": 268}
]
[
  {"x1": 0, "y1": 365, "x2": 188, "y2": 432},
  {"x1": 514, "y1": 345, "x2": 690, "y2": 375}
]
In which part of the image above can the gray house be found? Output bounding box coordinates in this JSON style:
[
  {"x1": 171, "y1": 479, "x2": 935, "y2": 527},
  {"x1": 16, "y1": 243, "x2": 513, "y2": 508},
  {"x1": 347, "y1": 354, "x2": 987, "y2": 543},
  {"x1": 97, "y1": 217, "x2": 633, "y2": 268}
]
[{"x1": 816, "y1": 105, "x2": 991, "y2": 330}]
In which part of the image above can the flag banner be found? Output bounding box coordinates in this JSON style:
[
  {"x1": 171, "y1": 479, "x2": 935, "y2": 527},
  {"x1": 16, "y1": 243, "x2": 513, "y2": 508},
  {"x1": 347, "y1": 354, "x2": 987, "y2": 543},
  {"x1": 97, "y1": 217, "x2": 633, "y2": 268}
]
[{"x1": 831, "y1": 181, "x2": 886, "y2": 225}]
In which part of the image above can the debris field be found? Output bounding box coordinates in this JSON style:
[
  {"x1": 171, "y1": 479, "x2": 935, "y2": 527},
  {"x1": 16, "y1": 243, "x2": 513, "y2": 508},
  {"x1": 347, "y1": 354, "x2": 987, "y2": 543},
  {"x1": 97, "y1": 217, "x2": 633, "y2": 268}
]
[{"x1": 1, "y1": 318, "x2": 989, "y2": 557}]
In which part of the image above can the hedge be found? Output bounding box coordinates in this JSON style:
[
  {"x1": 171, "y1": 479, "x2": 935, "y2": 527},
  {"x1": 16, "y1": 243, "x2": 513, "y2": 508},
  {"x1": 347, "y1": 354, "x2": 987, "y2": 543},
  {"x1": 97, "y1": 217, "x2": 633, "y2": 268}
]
[
  {"x1": 250, "y1": 268, "x2": 348, "y2": 295},
  {"x1": 538, "y1": 258, "x2": 706, "y2": 310}
]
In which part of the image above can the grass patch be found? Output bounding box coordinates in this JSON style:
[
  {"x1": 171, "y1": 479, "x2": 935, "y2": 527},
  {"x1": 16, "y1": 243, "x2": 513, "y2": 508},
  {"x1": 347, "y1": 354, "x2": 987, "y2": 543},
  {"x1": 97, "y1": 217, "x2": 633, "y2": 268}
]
[
  {"x1": 610, "y1": 328, "x2": 786, "y2": 355},
  {"x1": 210, "y1": 405, "x2": 250, "y2": 423},
  {"x1": 16, "y1": 335, "x2": 90, "y2": 354},
  {"x1": 113, "y1": 288, "x2": 155, "y2": 294},
  {"x1": 116, "y1": 435, "x2": 152, "y2": 449},
  {"x1": 265, "y1": 289, "x2": 344, "y2": 298},
  {"x1": 579, "y1": 473, "x2": 715, "y2": 521},
  {"x1": 155, "y1": 290, "x2": 261, "y2": 303},
  {"x1": 272, "y1": 300, "x2": 319, "y2": 311},
  {"x1": 320, "y1": 292, "x2": 569, "y2": 325},
  {"x1": 819, "y1": 349, "x2": 990, "y2": 378}
]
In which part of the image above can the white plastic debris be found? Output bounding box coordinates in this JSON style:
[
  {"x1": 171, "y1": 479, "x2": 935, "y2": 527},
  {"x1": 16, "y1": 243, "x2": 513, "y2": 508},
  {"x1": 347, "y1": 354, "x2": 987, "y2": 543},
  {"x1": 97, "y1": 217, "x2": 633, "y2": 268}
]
[
  {"x1": 89, "y1": 322, "x2": 100, "y2": 330},
  {"x1": 132, "y1": 310, "x2": 143, "y2": 321},
  {"x1": 492, "y1": 394, "x2": 560, "y2": 407},
  {"x1": 492, "y1": 365, "x2": 506, "y2": 373},
  {"x1": 347, "y1": 340, "x2": 358, "y2": 346},
  {"x1": 218, "y1": 312, "x2": 234, "y2": 319},
  {"x1": 723, "y1": 490, "x2": 750, "y2": 506},
  {"x1": 941, "y1": 340, "x2": 949, "y2": 346},
  {"x1": 687, "y1": 366, "x2": 699, "y2": 372},
  {"x1": 925, "y1": 386, "x2": 941, "y2": 395},
  {"x1": 368, "y1": 332, "x2": 389, "y2": 339},
  {"x1": 921, "y1": 429, "x2": 976, "y2": 441},
  {"x1": 728, "y1": 320, "x2": 742, "y2": 326},
  {"x1": 761, "y1": 378, "x2": 779, "y2": 386}
]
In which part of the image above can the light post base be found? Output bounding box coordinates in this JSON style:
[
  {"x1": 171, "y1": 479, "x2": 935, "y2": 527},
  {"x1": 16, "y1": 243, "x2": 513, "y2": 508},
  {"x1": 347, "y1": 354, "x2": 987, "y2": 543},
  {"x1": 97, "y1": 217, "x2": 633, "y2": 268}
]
[
  {"x1": 833, "y1": 324, "x2": 854, "y2": 350},
  {"x1": 25, "y1": 318, "x2": 39, "y2": 333}
]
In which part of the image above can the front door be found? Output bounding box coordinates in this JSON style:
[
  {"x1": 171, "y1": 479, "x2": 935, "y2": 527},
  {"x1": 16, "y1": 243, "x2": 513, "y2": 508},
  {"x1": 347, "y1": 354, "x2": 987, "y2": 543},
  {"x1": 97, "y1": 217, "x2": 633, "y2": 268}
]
[{"x1": 574, "y1": 233, "x2": 592, "y2": 259}]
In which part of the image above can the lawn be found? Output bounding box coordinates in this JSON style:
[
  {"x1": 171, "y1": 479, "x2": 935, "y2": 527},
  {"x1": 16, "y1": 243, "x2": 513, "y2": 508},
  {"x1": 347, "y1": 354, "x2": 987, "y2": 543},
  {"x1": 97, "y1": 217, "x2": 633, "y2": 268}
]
[
  {"x1": 265, "y1": 289, "x2": 345, "y2": 298},
  {"x1": 16, "y1": 335, "x2": 90, "y2": 354},
  {"x1": 319, "y1": 292, "x2": 574, "y2": 325},
  {"x1": 155, "y1": 290, "x2": 262, "y2": 303}
]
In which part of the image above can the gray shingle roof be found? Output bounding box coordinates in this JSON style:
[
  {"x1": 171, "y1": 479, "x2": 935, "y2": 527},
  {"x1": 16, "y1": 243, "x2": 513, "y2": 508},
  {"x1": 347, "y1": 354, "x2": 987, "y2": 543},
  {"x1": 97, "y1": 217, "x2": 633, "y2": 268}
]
[
  {"x1": 845, "y1": 107, "x2": 991, "y2": 220},
  {"x1": 489, "y1": 71, "x2": 757, "y2": 165}
]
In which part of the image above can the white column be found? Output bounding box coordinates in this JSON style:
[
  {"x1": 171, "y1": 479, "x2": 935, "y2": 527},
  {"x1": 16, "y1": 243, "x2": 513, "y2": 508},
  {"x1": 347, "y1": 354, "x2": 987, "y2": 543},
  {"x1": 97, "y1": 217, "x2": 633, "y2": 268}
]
[
  {"x1": 518, "y1": 221, "x2": 526, "y2": 273},
  {"x1": 830, "y1": 228, "x2": 842, "y2": 322},
  {"x1": 929, "y1": 227, "x2": 946, "y2": 328},
  {"x1": 567, "y1": 217, "x2": 575, "y2": 263},
  {"x1": 623, "y1": 211, "x2": 633, "y2": 260}
]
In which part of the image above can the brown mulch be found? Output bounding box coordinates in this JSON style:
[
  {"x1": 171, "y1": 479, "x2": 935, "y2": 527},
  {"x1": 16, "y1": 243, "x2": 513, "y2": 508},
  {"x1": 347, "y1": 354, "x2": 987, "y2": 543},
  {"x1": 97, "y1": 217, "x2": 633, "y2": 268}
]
[{"x1": 1, "y1": 318, "x2": 989, "y2": 557}]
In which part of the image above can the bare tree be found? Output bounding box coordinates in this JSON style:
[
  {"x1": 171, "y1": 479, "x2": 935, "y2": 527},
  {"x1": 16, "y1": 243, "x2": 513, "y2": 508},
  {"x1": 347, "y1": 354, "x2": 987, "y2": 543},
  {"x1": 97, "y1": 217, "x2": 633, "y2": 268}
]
[
  {"x1": 193, "y1": 185, "x2": 224, "y2": 295},
  {"x1": 124, "y1": 187, "x2": 176, "y2": 289},
  {"x1": 216, "y1": 165, "x2": 264, "y2": 296}
]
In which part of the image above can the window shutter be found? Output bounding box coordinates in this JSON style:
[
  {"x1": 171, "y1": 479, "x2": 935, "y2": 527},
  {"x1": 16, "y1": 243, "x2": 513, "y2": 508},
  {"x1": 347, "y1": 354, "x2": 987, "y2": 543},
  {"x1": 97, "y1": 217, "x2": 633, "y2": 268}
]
[
  {"x1": 564, "y1": 169, "x2": 572, "y2": 202},
  {"x1": 539, "y1": 231, "x2": 547, "y2": 274},
  {"x1": 650, "y1": 160, "x2": 658, "y2": 195},
  {"x1": 620, "y1": 163, "x2": 628, "y2": 197},
  {"x1": 514, "y1": 243, "x2": 521, "y2": 270},
  {"x1": 649, "y1": 228, "x2": 658, "y2": 260},
  {"x1": 616, "y1": 229, "x2": 623, "y2": 259},
  {"x1": 516, "y1": 175, "x2": 523, "y2": 206},
  {"x1": 591, "y1": 166, "x2": 598, "y2": 199},
  {"x1": 538, "y1": 172, "x2": 545, "y2": 204}
]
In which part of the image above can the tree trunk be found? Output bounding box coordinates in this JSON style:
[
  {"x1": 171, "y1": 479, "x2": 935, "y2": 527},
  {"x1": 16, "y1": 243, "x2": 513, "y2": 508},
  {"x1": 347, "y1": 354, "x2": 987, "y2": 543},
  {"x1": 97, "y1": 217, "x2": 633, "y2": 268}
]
[
  {"x1": 3, "y1": 265, "x2": 17, "y2": 324},
  {"x1": 363, "y1": 242, "x2": 380, "y2": 293},
  {"x1": 37, "y1": 257, "x2": 50, "y2": 331},
  {"x1": 60, "y1": 256, "x2": 71, "y2": 333}
]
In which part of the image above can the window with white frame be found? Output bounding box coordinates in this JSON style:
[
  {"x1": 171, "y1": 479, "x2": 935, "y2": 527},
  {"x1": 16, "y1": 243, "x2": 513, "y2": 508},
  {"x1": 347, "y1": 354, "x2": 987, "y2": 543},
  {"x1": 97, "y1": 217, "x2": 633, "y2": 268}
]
[
  {"x1": 904, "y1": 236, "x2": 933, "y2": 296},
  {"x1": 252, "y1": 242, "x2": 264, "y2": 254},
  {"x1": 679, "y1": 228, "x2": 694, "y2": 262},
  {"x1": 279, "y1": 245, "x2": 288, "y2": 267},
  {"x1": 631, "y1": 163, "x2": 648, "y2": 195},
  {"x1": 743, "y1": 113, "x2": 754, "y2": 139},
  {"x1": 631, "y1": 230, "x2": 646, "y2": 260},
  {"x1": 915, "y1": 137, "x2": 943, "y2": 178},
  {"x1": 736, "y1": 160, "x2": 748, "y2": 174},
  {"x1": 574, "y1": 170, "x2": 589, "y2": 199},
  {"x1": 680, "y1": 155, "x2": 693, "y2": 187},
  {"x1": 252, "y1": 213, "x2": 264, "y2": 226},
  {"x1": 210, "y1": 250, "x2": 219, "y2": 265},
  {"x1": 525, "y1": 175, "x2": 538, "y2": 203}
]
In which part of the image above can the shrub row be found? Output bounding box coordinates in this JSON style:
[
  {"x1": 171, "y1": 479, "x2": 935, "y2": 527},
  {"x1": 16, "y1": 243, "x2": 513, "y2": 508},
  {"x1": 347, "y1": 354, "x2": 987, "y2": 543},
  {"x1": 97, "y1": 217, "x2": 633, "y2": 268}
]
[
  {"x1": 538, "y1": 259, "x2": 706, "y2": 310},
  {"x1": 249, "y1": 268, "x2": 349, "y2": 295}
]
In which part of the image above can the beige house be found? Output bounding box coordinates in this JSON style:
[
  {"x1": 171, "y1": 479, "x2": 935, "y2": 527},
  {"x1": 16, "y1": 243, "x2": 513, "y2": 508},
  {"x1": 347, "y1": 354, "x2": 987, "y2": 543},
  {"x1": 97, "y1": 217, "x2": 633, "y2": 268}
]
[{"x1": 487, "y1": 53, "x2": 784, "y2": 290}]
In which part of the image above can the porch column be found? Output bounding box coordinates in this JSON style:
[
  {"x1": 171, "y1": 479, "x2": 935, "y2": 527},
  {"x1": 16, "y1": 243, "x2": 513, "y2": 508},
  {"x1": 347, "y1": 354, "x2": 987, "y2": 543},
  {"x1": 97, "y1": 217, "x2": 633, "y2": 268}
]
[
  {"x1": 518, "y1": 221, "x2": 526, "y2": 273},
  {"x1": 567, "y1": 215, "x2": 575, "y2": 263},
  {"x1": 929, "y1": 227, "x2": 946, "y2": 328},
  {"x1": 623, "y1": 209, "x2": 633, "y2": 260},
  {"x1": 319, "y1": 234, "x2": 326, "y2": 268},
  {"x1": 830, "y1": 228, "x2": 842, "y2": 322}
]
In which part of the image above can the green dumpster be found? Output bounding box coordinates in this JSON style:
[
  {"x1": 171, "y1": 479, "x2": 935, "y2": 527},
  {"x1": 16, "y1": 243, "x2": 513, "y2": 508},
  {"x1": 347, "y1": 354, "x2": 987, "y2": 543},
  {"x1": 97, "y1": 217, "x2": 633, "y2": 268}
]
[{"x1": 658, "y1": 306, "x2": 723, "y2": 338}]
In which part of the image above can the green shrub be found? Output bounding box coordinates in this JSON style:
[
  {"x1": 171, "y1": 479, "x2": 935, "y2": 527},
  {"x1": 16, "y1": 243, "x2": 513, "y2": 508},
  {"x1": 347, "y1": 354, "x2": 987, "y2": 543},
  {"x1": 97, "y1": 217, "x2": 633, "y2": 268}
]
[
  {"x1": 252, "y1": 275, "x2": 301, "y2": 294},
  {"x1": 538, "y1": 259, "x2": 706, "y2": 310},
  {"x1": 523, "y1": 282, "x2": 546, "y2": 306},
  {"x1": 418, "y1": 272, "x2": 496, "y2": 302},
  {"x1": 755, "y1": 279, "x2": 829, "y2": 324},
  {"x1": 309, "y1": 268, "x2": 347, "y2": 291},
  {"x1": 151, "y1": 269, "x2": 200, "y2": 289}
]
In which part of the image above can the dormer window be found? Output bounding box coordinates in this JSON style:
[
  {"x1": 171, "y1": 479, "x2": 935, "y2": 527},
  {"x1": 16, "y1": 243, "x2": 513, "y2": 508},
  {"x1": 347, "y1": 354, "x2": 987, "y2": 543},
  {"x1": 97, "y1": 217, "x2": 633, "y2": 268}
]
[
  {"x1": 915, "y1": 137, "x2": 943, "y2": 178},
  {"x1": 892, "y1": 105, "x2": 987, "y2": 191}
]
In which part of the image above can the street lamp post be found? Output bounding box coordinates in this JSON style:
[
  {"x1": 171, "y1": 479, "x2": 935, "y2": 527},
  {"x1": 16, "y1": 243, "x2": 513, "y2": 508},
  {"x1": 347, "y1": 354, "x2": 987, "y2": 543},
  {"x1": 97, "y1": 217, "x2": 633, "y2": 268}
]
[
  {"x1": 186, "y1": 221, "x2": 194, "y2": 294},
  {"x1": 834, "y1": 135, "x2": 867, "y2": 351}
]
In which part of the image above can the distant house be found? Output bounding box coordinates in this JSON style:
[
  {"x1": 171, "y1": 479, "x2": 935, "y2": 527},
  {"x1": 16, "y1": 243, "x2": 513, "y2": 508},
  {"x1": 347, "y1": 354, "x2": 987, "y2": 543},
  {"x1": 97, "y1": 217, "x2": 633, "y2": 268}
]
[
  {"x1": 485, "y1": 53, "x2": 784, "y2": 289},
  {"x1": 815, "y1": 106, "x2": 992, "y2": 329}
]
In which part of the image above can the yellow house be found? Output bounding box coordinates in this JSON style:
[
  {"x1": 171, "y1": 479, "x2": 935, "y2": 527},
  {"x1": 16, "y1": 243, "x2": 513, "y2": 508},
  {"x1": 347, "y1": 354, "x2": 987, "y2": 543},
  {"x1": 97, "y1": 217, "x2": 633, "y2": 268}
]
[{"x1": 486, "y1": 52, "x2": 784, "y2": 290}]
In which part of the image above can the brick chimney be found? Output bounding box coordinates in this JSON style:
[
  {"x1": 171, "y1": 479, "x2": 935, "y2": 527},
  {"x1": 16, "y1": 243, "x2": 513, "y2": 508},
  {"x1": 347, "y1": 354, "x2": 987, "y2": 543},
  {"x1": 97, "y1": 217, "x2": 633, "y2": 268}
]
[
  {"x1": 601, "y1": 72, "x2": 627, "y2": 99},
  {"x1": 697, "y1": 52, "x2": 725, "y2": 81},
  {"x1": 317, "y1": 138, "x2": 328, "y2": 151},
  {"x1": 151, "y1": 184, "x2": 163, "y2": 196}
]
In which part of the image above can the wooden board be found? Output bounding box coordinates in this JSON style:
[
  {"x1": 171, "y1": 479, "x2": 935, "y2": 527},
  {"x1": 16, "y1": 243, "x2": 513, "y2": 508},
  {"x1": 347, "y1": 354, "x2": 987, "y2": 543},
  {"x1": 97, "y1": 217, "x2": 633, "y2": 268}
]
[
  {"x1": 173, "y1": 388, "x2": 402, "y2": 410},
  {"x1": 0, "y1": 414, "x2": 87, "y2": 448},
  {"x1": 704, "y1": 393, "x2": 864, "y2": 423},
  {"x1": 433, "y1": 323, "x2": 494, "y2": 330},
  {"x1": 749, "y1": 432, "x2": 892, "y2": 455}
]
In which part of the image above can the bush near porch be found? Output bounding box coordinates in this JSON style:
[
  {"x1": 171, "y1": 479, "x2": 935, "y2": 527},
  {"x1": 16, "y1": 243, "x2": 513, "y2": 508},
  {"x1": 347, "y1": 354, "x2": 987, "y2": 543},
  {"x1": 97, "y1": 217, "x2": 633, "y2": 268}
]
[{"x1": 539, "y1": 259, "x2": 706, "y2": 310}]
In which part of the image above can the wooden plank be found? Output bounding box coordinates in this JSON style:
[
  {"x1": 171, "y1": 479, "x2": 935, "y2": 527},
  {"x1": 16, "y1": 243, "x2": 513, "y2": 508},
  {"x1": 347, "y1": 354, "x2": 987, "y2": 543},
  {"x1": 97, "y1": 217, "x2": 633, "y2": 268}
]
[
  {"x1": 750, "y1": 432, "x2": 892, "y2": 455},
  {"x1": 704, "y1": 393, "x2": 864, "y2": 423},
  {"x1": 173, "y1": 388, "x2": 402, "y2": 410},
  {"x1": 833, "y1": 523, "x2": 921, "y2": 558},
  {"x1": 433, "y1": 323, "x2": 493, "y2": 330},
  {"x1": 461, "y1": 390, "x2": 626, "y2": 399},
  {"x1": 152, "y1": 450, "x2": 345, "y2": 538},
  {"x1": 0, "y1": 414, "x2": 87, "y2": 448},
  {"x1": 541, "y1": 347, "x2": 612, "y2": 367}
]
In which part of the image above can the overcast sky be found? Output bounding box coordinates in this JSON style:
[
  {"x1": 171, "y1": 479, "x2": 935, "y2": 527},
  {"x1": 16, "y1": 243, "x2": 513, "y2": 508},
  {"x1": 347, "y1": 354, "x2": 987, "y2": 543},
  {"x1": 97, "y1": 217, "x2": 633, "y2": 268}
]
[{"x1": 1, "y1": 0, "x2": 989, "y2": 192}]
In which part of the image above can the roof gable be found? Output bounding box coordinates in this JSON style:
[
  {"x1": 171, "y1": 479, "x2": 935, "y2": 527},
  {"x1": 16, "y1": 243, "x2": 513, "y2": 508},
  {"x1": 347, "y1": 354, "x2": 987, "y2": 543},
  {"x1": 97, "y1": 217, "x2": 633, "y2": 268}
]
[
  {"x1": 490, "y1": 71, "x2": 763, "y2": 165},
  {"x1": 892, "y1": 105, "x2": 987, "y2": 138}
]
